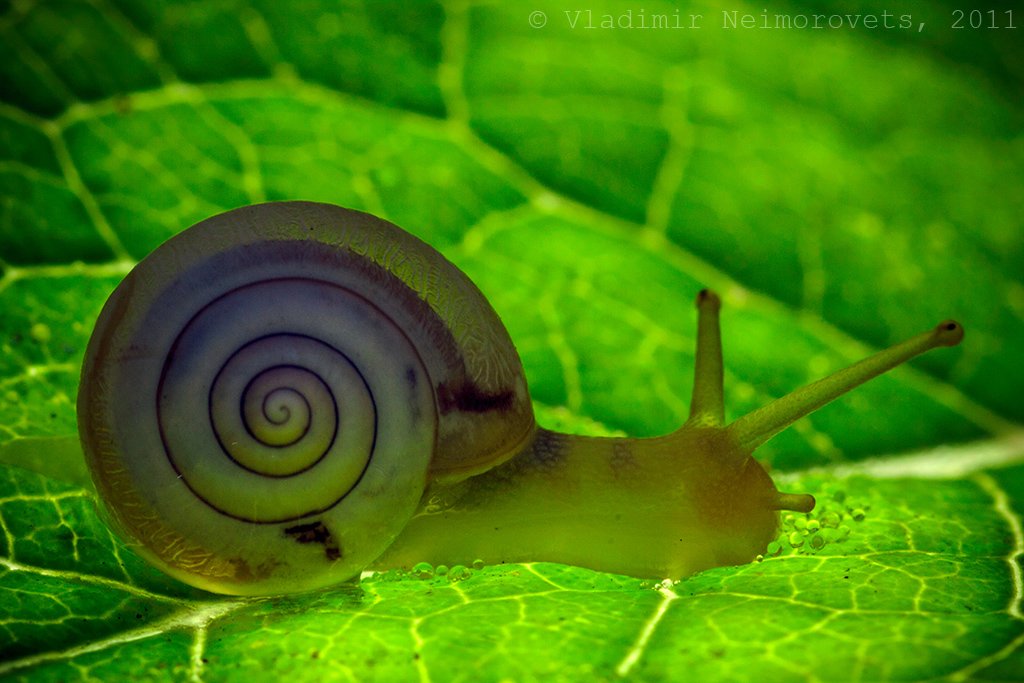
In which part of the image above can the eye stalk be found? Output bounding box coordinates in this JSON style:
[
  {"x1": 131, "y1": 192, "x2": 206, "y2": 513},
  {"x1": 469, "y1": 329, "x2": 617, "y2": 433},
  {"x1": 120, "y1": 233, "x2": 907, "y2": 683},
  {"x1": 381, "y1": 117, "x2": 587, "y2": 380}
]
[
  {"x1": 727, "y1": 311, "x2": 964, "y2": 453},
  {"x1": 687, "y1": 288, "x2": 725, "y2": 428},
  {"x1": 935, "y1": 320, "x2": 965, "y2": 346}
]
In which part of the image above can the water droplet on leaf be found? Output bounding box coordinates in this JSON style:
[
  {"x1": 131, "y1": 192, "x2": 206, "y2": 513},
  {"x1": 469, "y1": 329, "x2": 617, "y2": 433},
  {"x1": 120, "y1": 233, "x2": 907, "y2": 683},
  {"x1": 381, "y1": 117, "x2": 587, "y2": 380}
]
[
  {"x1": 821, "y1": 512, "x2": 841, "y2": 528},
  {"x1": 448, "y1": 565, "x2": 471, "y2": 582},
  {"x1": 410, "y1": 562, "x2": 433, "y2": 579}
]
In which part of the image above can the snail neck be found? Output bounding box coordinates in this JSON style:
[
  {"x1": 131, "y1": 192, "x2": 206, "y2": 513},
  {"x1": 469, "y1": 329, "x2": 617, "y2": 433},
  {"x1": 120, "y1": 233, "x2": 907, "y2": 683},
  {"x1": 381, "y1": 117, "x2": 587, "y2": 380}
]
[{"x1": 372, "y1": 427, "x2": 785, "y2": 580}]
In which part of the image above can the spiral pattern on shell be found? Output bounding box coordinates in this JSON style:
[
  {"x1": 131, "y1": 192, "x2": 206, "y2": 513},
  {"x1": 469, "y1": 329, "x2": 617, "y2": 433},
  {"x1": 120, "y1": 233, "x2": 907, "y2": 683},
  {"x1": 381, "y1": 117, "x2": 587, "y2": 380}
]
[
  {"x1": 78, "y1": 202, "x2": 536, "y2": 594},
  {"x1": 158, "y1": 281, "x2": 385, "y2": 523}
]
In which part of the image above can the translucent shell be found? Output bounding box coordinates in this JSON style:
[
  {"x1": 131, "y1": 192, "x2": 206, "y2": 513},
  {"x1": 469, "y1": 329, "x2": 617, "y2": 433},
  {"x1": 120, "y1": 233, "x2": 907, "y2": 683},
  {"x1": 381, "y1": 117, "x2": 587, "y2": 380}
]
[{"x1": 78, "y1": 202, "x2": 534, "y2": 594}]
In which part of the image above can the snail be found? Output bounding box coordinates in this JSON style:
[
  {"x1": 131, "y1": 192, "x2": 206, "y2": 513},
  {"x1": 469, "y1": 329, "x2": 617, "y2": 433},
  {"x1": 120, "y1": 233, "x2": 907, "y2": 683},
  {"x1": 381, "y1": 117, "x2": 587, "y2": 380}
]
[{"x1": 77, "y1": 201, "x2": 964, "y2": 596}]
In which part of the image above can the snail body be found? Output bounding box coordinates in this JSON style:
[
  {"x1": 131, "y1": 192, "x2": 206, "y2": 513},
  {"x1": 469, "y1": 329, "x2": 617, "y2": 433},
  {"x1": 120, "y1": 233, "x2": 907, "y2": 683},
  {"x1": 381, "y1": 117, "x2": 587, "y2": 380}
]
[{"x1": 78, "y1": 202, "x2": 963, "y2": 595}]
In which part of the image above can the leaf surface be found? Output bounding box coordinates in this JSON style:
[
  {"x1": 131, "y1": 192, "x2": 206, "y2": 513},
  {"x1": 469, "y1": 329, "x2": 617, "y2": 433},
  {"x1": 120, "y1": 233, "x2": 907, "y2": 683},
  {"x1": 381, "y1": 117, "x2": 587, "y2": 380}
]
[{"x1": 1, "y1": 0, "x2": 1021, "y2": 680}]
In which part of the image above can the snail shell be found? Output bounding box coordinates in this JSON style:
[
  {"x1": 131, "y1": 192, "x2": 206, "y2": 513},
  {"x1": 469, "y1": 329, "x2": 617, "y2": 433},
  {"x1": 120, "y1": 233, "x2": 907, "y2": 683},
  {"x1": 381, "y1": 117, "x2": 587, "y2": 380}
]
[{"x1": 78, "y1": 201, "x2": 534, "y2": 595}]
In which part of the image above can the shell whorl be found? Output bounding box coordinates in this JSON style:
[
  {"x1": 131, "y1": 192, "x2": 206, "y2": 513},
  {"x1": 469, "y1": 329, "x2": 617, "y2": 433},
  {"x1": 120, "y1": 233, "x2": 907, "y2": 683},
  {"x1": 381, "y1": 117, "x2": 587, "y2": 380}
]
[{"x1": 78, "y1": 202, "x2": 534, "y2": 594}]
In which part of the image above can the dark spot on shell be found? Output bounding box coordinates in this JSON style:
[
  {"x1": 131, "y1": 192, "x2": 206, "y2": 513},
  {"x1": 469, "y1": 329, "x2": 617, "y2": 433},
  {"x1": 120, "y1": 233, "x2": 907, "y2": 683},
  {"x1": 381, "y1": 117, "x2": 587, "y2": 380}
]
[
  {"x1": 406, "y1": 367, "x2": 423, "y2": 422},
  {"x1": 229, "y1": 558, "x2": 252, "y2": 581},
  {"x1": 437, "y1": 381, "x2": 514, "y2": 414},
  {"x1": 283, "y1": 520, "x2": 342, "y2": 561}
]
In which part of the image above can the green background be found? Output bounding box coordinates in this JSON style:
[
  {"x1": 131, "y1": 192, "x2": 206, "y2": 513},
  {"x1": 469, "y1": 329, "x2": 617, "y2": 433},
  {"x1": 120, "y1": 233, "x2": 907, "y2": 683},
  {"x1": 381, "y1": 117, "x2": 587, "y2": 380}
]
[{"x1": 0, "y1": 0, "x2": 1022, "y2": 680}]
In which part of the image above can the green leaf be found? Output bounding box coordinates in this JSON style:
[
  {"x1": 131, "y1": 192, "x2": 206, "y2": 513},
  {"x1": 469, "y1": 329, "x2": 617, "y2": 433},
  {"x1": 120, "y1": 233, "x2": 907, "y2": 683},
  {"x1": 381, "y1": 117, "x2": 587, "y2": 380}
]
[{"x1": 1, "y1": 0, "x2": 1021, "y2": 680}]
